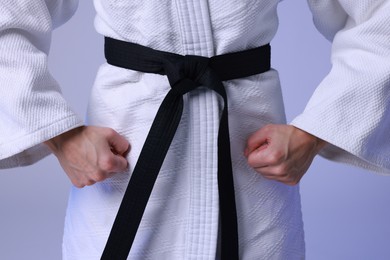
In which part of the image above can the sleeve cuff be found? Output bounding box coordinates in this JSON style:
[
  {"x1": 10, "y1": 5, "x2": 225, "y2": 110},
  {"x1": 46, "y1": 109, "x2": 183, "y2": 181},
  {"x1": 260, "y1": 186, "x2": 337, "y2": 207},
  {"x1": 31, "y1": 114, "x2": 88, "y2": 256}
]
[
  {"x1": 291, "y1": 113, "x2": 390, "y2": 175},
  {"x1": 0, "y1": 115, "x2": 84, "y2": 169}
]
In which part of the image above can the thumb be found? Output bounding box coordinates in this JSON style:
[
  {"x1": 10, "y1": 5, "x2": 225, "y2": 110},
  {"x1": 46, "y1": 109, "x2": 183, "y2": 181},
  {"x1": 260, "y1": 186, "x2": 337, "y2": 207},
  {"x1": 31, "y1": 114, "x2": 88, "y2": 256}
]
[
  {"x1": 245, "y1": 126, "x2": 270, "y2": 157},
  {"x1": 106, "y1": 129, "x2": 130, "y2": 156},
  {"x1": 247, "y1": 145, "x2": 270, "y2": 168},
  {"x1": 111, "y1": 154, "x2": 129, "y2": 172}
]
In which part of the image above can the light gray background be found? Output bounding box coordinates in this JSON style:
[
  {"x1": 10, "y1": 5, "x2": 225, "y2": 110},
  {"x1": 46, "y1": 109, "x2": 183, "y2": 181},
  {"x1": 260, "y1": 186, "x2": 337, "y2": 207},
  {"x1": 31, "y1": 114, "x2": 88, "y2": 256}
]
[{"x1": 1, "y1": 1, "x2": 390, "y2": 259}]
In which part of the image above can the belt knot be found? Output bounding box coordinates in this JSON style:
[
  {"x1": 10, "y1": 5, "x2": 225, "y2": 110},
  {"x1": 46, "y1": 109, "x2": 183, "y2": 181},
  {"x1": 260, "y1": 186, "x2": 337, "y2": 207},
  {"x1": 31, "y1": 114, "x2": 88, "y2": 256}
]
[{"x1": 165, "y1": 55, "x2": 210, "y2": 95}]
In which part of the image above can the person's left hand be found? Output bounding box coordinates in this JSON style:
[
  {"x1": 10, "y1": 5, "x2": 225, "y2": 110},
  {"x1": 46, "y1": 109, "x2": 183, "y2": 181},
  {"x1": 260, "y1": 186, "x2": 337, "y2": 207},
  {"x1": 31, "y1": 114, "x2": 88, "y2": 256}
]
[{"x1": 244, "y1": 124, "x2": 326, "y2": 185}]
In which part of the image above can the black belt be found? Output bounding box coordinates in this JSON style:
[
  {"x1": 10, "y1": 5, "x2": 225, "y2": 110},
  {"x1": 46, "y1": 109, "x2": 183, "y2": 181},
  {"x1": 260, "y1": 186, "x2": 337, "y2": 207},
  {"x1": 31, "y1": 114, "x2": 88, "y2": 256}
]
[{"x1": 101, "y1": 37, "x2": 271, "y2": 260}]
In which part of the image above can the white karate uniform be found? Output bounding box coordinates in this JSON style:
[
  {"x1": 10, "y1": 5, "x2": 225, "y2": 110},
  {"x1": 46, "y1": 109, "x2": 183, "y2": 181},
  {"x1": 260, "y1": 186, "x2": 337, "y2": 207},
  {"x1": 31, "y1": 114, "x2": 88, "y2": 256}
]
[{"x1": 1, "y1": 0, "x2": 389, "y2": 259}]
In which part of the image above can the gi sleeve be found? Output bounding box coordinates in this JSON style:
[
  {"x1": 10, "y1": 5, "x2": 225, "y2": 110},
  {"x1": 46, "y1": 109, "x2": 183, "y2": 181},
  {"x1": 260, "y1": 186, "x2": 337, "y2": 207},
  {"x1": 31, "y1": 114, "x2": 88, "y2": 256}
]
[
  {"x1": 291, "y1": 0, "x2": 390, "y2": 174},
  {"x1": 0, "y1": 0, "x2": 83, "y2": 168}
]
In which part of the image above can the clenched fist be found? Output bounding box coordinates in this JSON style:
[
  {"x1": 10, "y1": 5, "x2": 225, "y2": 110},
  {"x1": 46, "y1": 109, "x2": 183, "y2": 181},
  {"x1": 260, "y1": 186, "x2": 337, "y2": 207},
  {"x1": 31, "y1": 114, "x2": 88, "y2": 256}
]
[
  {"x1": 45, "y1": 126, "x2": 130, "y2": 188},
  {"x1": 244, "y1": 124, "x2": 326, "y2": 185}
]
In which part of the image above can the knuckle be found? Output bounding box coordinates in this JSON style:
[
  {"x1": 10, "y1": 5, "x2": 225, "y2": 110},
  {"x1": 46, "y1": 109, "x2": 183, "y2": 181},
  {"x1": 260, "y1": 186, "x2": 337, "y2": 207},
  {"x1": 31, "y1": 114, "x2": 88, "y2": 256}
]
[
  {"x1": 99, "y1": 156, "x2": 116, "y2": 171},
  {"x1": 119, "y1": 159, "x2": 129, "y2": 170},
  {"x1": 268, "y1": 151, "x2": 283, "y2": 165},
  {"x1": 85, "y1": 180, "x2": 96, "y2": 186},
  {"x1": 93, "y1": 172, "x2": 107, "y2": 182},
  {"x1": 247, "y1": 134, "x2": 258, "y2": 146},
  {"x1": 274, "y1": 165, "x2": 287, "y2": 176},
  {"x1": 247, "y1": 155, "x2": 257, "y2": 167},
  {"x1": 284, "y1": 175, "x2": 300, "y2": 186},
  {"x1": 262, "y1": 124, "x2": 274, "y2": 133},
  {"x1": 104, "y1": 128, "x2": 117, "y2": 138},
  {"x1": 72, "y1": 181, "x2": 85, "y2": 188}
]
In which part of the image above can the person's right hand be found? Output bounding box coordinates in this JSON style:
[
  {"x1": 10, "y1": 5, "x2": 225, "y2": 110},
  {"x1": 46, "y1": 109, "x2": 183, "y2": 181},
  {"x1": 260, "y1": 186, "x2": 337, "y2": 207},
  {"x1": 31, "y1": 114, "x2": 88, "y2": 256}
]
[{"x1": 44, "y1": 126, "x2": 130, "y2": 188}]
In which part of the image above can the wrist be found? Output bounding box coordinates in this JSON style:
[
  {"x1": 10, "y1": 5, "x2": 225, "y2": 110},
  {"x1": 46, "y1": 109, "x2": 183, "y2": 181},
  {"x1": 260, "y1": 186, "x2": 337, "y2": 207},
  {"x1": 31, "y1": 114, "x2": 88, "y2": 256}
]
[
  {"x1": 44, "y1": 126, "x2": 85, "y2": 153},
  {"x1": 291, "y1": 125, "x2": 327, "y2": 152},
  {"x1": 315, "y1": 137, "x2": 327, "y2": 151}
]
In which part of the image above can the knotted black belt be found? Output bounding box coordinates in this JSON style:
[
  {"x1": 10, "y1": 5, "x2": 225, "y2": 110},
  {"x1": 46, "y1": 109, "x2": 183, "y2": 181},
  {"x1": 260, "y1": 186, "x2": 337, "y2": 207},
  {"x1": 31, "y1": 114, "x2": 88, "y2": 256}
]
[{"x1": 101, "y1": 37, "x2": 271, "y2": 260}]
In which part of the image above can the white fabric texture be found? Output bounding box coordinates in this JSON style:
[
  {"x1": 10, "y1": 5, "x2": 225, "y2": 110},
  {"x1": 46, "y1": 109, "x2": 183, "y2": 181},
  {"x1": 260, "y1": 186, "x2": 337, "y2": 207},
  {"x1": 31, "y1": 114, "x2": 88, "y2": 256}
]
[
  {"x1": 0, "y1": 0, "x2": 389, "y2": 259},
  {"x1": 291, "y1": 0, "x2": 390, "y2": 173},
  {"x1": 0, "y1": 0, "x2": 83, "y2": 168}
]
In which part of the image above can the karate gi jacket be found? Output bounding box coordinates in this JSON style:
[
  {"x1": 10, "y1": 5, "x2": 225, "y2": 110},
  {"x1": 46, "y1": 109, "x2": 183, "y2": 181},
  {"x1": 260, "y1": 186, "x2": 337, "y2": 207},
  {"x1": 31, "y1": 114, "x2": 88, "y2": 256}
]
[{"x1": 1, "y1": 0, "x2": 389, "y2": 259}]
